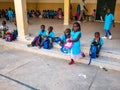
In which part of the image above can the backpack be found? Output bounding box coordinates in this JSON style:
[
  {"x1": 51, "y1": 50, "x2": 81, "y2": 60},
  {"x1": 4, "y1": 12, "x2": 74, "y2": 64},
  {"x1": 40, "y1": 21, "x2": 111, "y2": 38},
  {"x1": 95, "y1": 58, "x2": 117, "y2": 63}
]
[
  {"x1": 5, "y1": 32, "x2": 13, "y2": 42},
  {"x1": 43, "y1": 38, "x2": 53, "y2": 49},
  {"x1": 60, "y1": 46, "x2": 68, "y2": 53},
  {"x1": 54, "y1": 37, "x2": 61, "y2": 43},
  {"x1": 88, "y1": 45, "x2": 97, "y2": 65},
  {"x1": 12, "y1": 30, "x2": 18, "y2": 40}
]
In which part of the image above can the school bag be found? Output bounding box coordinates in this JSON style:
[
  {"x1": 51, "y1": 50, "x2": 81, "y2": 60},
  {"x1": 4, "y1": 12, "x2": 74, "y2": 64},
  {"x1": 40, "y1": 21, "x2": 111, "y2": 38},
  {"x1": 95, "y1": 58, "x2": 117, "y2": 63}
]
[
  {"x1": 88, "y1": 45, "x2": 97, "y2": 65},
  {"x1": 54, "y1": 37, "x2": 61, "y2": 43},
  {"x1": 4, "y1": 32, "x2": 13, "y2": 42},
  {"x1": 12, "y1": 30, "x2": 18, "y2": 40},
  {"x1": 43, "y1": 38, "x2": 53, "y2": 49},
  {"x1": 64, "y1": 37, "x2": 73, "y2": 49},
  {"x1": 60, "y1": 46, "x2": 68, "y2": 53}
]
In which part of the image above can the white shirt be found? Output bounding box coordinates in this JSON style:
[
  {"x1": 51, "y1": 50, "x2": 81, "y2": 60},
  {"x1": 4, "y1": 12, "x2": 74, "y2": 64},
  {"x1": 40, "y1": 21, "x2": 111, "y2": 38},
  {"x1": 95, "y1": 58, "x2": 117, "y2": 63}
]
[{"x1": 80, "y1": 1, "x2": 85, "y2": 10}]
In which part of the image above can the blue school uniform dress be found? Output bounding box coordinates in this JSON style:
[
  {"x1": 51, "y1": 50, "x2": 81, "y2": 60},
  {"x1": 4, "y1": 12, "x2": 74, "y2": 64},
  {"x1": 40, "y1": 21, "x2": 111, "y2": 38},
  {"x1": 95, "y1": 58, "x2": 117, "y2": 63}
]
[
  {"x1": 104, "y1": 13, "x2": 114, "y2": 31},
  {"x1": 60, "y1": 34, "x2": 71, "y2": 53},
  {"x1": 47, "y1": 31, "x2": 55, "y2": 43},
  {"x1": 70, "y1": 30, "x2": 82, "y2": 59},
  {"x1": 90, "y1": 37, "x2": 104, "y2": 46},
  {"x1": 38, "y1": 30, "x2": 46, "y2": 36},
  {"x1": 47, "y1": 31, "x2": 55, "y2": 39},
  {"x1": 7, "y1": 10, "x2": 13, "y2": 20},
  {"x1": 61, "y1": 34, "x2": 67, "y2": 43}
]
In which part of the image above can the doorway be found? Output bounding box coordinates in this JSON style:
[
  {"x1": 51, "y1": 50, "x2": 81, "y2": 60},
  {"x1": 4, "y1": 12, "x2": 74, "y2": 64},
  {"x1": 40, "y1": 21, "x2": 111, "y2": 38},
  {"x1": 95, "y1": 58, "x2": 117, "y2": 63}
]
[{"x1": 96, "y1": 0, "x2": 116, "y2": 20}]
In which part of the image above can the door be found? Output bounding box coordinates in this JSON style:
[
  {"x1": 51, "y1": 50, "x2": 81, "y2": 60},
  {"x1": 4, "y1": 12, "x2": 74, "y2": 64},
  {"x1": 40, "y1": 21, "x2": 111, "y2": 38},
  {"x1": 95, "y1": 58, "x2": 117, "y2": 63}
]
[{"x1": 96, "y1": 0, "x2": 116, "y2": 20}]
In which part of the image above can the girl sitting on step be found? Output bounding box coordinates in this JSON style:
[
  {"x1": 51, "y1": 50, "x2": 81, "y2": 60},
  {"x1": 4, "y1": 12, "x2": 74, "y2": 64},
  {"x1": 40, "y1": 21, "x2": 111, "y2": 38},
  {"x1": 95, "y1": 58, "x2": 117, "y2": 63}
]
[
  {"x1": 39, "y1": 26, "x2": 55, "y2": 49},
  {"x1": 59, "y1": 28, "x2": 71, "y2": 53},
  {"x1": 90, "y1": 32, "x2": 104, "y2": 57},
  {"x1": 27, "y1": 24, "x2": 46, "y2": 47}
]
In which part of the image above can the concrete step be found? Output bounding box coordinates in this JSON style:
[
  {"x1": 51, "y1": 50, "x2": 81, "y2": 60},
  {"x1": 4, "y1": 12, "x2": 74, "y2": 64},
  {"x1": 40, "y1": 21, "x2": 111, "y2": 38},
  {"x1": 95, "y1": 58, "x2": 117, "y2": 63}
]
[
  {"x1": 0, "y1": 39, "x2": 120, "y2": 71},
  {"x1": 53, "y1": 43, "x2": 120, "y2": 60}
]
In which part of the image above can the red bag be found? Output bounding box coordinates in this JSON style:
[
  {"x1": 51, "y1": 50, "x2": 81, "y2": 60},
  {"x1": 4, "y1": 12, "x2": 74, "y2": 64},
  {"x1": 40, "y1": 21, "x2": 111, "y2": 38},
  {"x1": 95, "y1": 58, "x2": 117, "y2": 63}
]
[{"x1": 4, "y1": 32, "x2": 13, "y2": 42}]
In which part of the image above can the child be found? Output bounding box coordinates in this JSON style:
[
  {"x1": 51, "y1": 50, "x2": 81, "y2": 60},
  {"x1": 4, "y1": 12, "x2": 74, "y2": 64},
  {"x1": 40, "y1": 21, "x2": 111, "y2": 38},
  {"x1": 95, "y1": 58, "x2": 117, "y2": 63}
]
[
  {"x1": 46, "y1": 26, "x2": 55, "y2": 42},
  {"x1": 91, "y1": 9, "x2": 96, "y2": 22},
  {"x1": 27, "y1": 25, "x2": 46, "y2": 47},
  {"x1": 12, "y1": 21, "x2": 18, "y2": 40},
  {"x1": 59, "y1": 28, "x2": 71, "y2": 53},
  {"x1": 75, "y1": 4, "x2": 80, "y2": 20},
  {"x1": 40, "y1": 26, "x2": 55, "y2": 48},
  {"x1": 0, "y1": 20, "x2": 9, "y2": 38},
  {"x1": 90, "y1": 32, "x2": 104, "y2": 57},
  {"x1": 60, "y1": 28, "x2": 71, "y2": 46},
  {"x1": 68, "y1": 22, "x2": 84, "y2": 65},
  {"x1": 7, "y1": 8, "x2": 13, "y2": 22},
  {"x1": 103, "y1": 8, "x2": 115, "y2": 39},
  {"x1": 57, "y1": 8, "x2": 63, "y2": 19}
]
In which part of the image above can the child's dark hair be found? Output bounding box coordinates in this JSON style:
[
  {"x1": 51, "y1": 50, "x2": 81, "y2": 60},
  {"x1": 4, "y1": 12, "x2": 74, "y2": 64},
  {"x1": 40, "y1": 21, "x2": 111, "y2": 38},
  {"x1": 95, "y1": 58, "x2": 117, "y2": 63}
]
[
  {"x1": 66, "y1": 28, "x2": 71, "y2": 33},
  {"x1": 65, "y1": 28, "x2": 71, "y2": 38},
  {"x1": 95, "y1": 32, "x2": 100, "y2": 36},
  {"x1": 2, "y1": 21, "x2": 6, "y2": 25},
  {"x1": 41, "y1": 24, "x2": 45, "y2": 28},
  {"x1": 73, "y1": 22, "x2": 81, "y2": 31},
  {"x1": 93, "y1": 9, "x2": 96, "y2": 12},
  {"x1": 48, "y1": 26, "x2": 53, "y2": 34},
  {"x1": 49, "y1": 26, "x2": 53, "y2": 31}
]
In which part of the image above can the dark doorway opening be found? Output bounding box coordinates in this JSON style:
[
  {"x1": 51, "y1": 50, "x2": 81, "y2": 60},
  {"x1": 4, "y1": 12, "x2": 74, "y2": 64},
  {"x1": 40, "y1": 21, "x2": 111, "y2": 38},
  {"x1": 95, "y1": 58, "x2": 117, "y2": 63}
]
[{"x1": 96, "y1": 0, "x2": 116, "y2": 20}]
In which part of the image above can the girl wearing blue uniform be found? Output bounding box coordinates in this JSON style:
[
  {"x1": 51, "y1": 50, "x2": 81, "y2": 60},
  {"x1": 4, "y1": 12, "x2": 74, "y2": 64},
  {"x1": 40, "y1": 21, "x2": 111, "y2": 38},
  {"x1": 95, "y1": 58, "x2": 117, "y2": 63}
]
[
  {"x1": 68, "y1": 22, "x2": 84, "y2": 65},
  {"x1": 60, "y1": 28, "x2": 71, "y2": 53},
  {"x1": 60, "y1": 28, "x2": 71, "y2": 46},
  {"x1": 91, "y1": 32, "x2": 104, "y2": 57},
  {"x1": 103, "y1": 8, "x2": 115, "y2": 39},
  {"x1": 27, "y1": 25, "x2": 46, "y2": 47},
  {"x1": 7, "y1": 8, "x2": 13, "y2": 22},
  {"x1": 40, "y1": 26, "x2": 55, "y2": 48},
  {"x1": 38, "y1": 25, "x2": 46, "y2": 37}
]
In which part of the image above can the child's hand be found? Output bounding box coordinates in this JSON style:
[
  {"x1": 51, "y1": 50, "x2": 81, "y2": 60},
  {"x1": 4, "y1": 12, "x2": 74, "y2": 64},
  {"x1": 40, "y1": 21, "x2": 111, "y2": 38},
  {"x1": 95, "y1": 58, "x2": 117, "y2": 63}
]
[
  {"x1": 68, "y1": 40, "x2": 72, "y2": 42},
  {"x1": 113, "y1": 23, "x2": 115, "y2": 27}
]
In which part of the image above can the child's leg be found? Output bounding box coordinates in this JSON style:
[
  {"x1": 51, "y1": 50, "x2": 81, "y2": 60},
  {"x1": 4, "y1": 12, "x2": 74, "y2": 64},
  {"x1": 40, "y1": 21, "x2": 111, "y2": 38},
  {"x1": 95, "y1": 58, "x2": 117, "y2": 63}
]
[
  {"x1": 105, "y1": 30, "x2": 109, "y2": 37},
  {"x1": 108, "y1": 30, "x2": 112, "y2": 36},
  {"x1": 31, "y1": 36, "x2": 39, "y2": 46},
  {"x1": 108, "y1": 30, "x2": 112, "y2": 39},
  {"x1": 1, "y1": 31, "x2": 5, "y2": 39},
  {"x1": 96, "y1": 45, "x2": 102, "y2": 57},
  {"x1": 40, "y1": 37, "x2": 45, "y2": 46},
  {"x1": 69, "y1": 59, "x2": 74, "y2": 65}
]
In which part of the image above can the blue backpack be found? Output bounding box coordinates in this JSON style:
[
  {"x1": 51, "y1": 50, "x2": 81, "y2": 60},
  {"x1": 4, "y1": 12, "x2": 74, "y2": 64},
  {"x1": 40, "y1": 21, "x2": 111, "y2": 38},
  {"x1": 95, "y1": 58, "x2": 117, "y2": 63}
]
[
  {"x1": 88, "y1": 45, "x2": 97, "y2": 65},
  {"x1": 60, "y1": 46, "x2": 68, "y2": 53},
  {"x1": 43, "y1": 39, "x2": 53, "y2": 49},
  {"x1": 13, "y1": 30, "x2": 18, "y2": 40},
  {"x1": 54, "y1": 37, "x2": 61, "y2": 43}
]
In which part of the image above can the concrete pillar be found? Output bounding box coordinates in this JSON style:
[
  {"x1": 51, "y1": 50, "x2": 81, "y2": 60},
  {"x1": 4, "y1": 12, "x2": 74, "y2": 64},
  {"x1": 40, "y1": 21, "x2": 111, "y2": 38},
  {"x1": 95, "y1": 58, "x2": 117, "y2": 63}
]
[
  {"x1": 14, "y1": 0, "x2": 28, "y2": 40},
  {"x1": 64, "y1": 0, "x2": 70, "y2": 25}
]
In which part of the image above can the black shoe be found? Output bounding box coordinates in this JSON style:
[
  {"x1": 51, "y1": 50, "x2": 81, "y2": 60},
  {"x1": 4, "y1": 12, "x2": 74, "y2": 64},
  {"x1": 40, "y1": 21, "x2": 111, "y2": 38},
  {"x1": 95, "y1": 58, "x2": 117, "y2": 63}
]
[
  {"x1": 27, "y1": 44, "x2": 32, "y2": 47},
  {"x1": 96, "y1": 54, "x2": 99, "y2": 58},
  {"x1": 39, "y1": 45, "x2": 42, "y2": 49}
]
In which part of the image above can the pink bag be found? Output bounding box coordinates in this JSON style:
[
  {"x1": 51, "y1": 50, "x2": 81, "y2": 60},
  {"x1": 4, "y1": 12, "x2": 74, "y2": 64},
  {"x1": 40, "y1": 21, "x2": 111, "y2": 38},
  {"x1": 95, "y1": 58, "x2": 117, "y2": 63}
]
[{"x1": 64, "y1": 37, "x2": 73, "y2": 49}]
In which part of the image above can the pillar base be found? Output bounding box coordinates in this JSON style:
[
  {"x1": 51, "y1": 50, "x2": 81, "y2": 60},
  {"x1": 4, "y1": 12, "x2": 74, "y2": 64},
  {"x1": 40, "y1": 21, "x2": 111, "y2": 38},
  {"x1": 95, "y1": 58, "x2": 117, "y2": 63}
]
[
  {"x1": 64, "y1": 23, "x2": 69, "y2": 25},
  {"x1": 17, "y1": 34, "x2": 32, "y2": 43}
]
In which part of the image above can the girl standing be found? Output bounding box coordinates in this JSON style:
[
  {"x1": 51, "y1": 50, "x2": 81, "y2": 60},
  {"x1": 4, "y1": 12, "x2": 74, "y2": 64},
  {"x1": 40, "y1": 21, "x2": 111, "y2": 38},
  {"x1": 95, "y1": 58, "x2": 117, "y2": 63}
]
[{"x1": 68, "y1": 22, "x2": 84, "y2": 65}]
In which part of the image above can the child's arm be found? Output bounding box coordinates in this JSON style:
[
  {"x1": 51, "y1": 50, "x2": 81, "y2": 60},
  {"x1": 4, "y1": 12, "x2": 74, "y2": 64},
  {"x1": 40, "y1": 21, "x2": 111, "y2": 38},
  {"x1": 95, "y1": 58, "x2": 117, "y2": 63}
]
[{"x1": 68, "y1": 33, "x2": 81, "y2": 42}]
